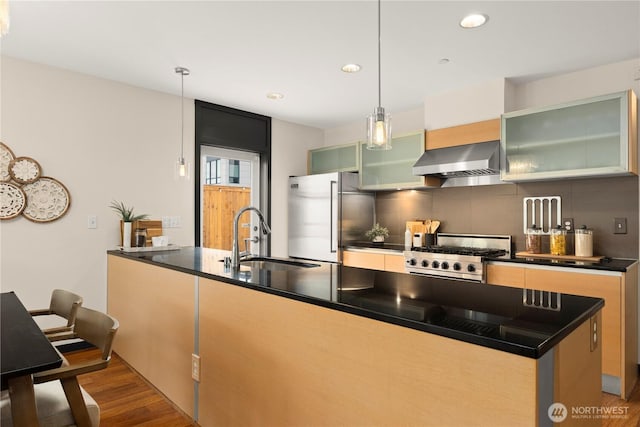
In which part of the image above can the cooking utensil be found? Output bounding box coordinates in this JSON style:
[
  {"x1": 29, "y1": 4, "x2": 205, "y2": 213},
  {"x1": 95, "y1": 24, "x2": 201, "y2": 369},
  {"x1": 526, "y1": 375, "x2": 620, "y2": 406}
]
[
  {"x1": 424, "y1": 219, "x2": 431, "y2": 234},
  {"x1": 430, "y1": 220, "x2": 440, "y2": 234}
]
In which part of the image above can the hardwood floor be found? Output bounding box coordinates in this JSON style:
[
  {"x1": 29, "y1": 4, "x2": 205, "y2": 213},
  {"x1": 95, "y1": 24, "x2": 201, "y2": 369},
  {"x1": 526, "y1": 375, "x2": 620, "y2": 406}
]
[
  {"x1": 66, "y1": 349, "x2": 195, "y2": 426},
  {"x1": 67, "y1": 348, "x2": 640, "y2": 426}
]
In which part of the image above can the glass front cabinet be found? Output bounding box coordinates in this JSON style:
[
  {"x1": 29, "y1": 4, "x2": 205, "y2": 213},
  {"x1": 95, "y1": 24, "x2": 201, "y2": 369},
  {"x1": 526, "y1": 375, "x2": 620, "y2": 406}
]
[
  {"x1": 501, "y1": 90, "x2": 638, "y2": 181},
  {"x1": 359, "y1": 131, "x2": 428, "y2": 190},
  {"x1": 308, "y1": 142, "x2": 359, "y2": 175}
]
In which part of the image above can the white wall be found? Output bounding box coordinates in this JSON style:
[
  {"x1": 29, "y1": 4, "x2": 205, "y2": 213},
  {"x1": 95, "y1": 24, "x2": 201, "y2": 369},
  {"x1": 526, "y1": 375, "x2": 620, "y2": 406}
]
[
  {"x1": 0, "y1": 56, "x2": 195, "y2": 311},
  {"x1": 0, "y1": 56, "x2": 322, "y2": 312},
  {"x1": 271, "y1": 119, "x2": 323, "y2": 257}
]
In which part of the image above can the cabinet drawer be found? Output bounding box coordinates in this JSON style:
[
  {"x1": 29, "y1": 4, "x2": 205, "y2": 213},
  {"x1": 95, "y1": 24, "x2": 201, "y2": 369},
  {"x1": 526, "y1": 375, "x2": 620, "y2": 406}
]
[
  {"x1": 342, "y1": 251, "x2": 385, "y2": 270},
  {"x1": 384, "y1": 254, "x2": 407, "y2": 273},
  {"x1": 485, "y1": 264, "x2": 525, "y2": 288}
]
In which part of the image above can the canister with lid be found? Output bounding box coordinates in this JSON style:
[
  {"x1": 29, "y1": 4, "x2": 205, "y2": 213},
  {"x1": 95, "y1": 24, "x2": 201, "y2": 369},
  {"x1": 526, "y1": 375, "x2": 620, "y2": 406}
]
[
  {"x1": 525, "y1": 225, "x2": 542, "y2": 254},
  {"x1": 550, "y1": 226, "x2": 567, "y2": 256},
  {"x1": 575, "y1": 226, "x2": 594, "y2": 257}
]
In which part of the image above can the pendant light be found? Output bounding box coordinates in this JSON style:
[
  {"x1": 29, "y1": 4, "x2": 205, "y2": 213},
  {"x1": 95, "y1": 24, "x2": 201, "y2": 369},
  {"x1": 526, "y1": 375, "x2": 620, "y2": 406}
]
[
  {"x1": 366, "y1": 0, "x2": 391, "y2": 150},
  {"x1": 175, "y1": 66, "x2": 191, "y2": 180}
]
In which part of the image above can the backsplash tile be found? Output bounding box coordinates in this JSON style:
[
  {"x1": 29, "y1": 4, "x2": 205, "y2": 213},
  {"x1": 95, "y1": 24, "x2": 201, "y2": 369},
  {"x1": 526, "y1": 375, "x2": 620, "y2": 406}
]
[{"x1": 375, "y1": 175, "x2": 638, "y2": 259}]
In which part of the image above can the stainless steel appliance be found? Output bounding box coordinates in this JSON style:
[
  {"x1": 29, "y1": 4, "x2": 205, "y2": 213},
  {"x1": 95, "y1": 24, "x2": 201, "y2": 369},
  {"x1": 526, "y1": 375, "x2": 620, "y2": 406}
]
[
  {"x1": 288, "y1": 172, "x2": 374, "y2": 263},
  {"x1": 404, "y1": 233, "x2": 512, "y2": 282},
  {"x1": 412, "y1": 141, "x2": 508, "y2": 187}
]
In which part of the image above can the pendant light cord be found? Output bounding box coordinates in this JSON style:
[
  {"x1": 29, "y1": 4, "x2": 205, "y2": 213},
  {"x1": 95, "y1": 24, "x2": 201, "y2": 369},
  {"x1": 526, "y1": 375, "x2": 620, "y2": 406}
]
[
  {"x1": 180, "y1": 70, "x2": 184, "y2": 159},
  {"x1": 377, "y1": 0, "x2": 381, "y2": 109}
]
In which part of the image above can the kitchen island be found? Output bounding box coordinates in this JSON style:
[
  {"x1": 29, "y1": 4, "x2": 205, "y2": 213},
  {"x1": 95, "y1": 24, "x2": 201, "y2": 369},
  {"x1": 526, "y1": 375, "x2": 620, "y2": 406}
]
[{"x1": 107, "y1": 247, "x2": 604, "y2": 427}]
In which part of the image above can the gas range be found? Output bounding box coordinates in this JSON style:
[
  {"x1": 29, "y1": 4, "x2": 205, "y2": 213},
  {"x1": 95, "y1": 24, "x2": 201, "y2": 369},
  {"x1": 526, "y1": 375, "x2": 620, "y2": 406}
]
[{"x1": 404, "y1": 233, "x2": 512, "y2": 282}]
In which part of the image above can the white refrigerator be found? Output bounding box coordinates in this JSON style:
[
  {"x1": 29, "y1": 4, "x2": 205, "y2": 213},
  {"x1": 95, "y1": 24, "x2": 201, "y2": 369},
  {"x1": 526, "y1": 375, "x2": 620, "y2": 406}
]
[{"x1": 288, "y1": 172, "x2": 375, "y2": 263}]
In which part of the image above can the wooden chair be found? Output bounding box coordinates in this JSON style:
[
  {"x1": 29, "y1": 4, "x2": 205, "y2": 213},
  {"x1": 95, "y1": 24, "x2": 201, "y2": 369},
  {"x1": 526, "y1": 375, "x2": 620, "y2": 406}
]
[
  {"x1": 29, "y1": 289, "x2": 83, "y2": 340},
  {"x1": 1, "y1": 307, "x2": 119, "y2": 427}
]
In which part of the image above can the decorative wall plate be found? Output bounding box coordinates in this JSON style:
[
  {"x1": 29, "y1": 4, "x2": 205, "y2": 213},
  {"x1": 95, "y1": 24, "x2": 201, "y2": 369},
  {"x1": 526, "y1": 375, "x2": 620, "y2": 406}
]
[
  {"x1": 9, "y1": 156, "x2": 42, "y2": 184},
  {"x1": 0, "y1": 142, "x2": 15, "y2": 183},
  {"x1": 0, "y1": 182, "x2": 27, "y2": 220},
  {"x1": 21, "y1": 177, "x2": 71, "y2": 222}
]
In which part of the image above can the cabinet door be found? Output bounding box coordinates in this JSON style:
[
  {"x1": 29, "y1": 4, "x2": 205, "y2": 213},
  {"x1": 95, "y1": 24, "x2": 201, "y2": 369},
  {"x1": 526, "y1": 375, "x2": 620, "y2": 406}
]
[
  {"x1": 501, "y1": 90, "x2": 637, "y2": 181},
  {"x1": 360, "y1": 131, "x2": 426, "y2": 190},
  {"x1": 384, "y1": 254, "x2": 407, "y2": 273},
  {"x1": 308, "y1": 142, "x2": 359, "y2": 175}
]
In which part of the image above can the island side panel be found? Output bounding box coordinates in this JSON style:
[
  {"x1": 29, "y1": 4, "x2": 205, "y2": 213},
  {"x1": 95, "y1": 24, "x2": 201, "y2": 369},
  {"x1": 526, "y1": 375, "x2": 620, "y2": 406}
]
[
  {"x1": 623, "y1": 263, "x2": 638, "y2": 399},
  {"x1": 198, "y1": 277, "x2": 539, "y2": 427},
  {"x1": 553, "y1": 312, "x2": 602, "y2": 427},
  {"x1": 107, "y1": 255, "x2": 195, "y2": 417}
]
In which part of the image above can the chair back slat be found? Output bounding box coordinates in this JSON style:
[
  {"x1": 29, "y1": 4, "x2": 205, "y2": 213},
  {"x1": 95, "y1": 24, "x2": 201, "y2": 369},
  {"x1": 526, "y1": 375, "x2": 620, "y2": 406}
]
[
  {"x1": 74, "y1": 307, "x2": 119, "y2": 361},
  {"x1": 49, "y1": 289, "x2": 83, "y2": 327}
]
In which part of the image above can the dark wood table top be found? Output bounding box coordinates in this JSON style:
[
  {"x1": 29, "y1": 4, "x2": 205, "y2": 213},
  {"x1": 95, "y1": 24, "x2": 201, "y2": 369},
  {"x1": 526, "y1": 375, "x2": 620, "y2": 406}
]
[{"x1": 1, "y1": 291, "x2": 62, "y2": 389}]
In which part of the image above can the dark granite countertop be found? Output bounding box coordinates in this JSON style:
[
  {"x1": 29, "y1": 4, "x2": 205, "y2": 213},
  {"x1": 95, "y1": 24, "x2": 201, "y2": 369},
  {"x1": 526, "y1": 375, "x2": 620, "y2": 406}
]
[
  {"x1": 488, "y1": 256, "x2": 637, "y2": 272},
  {"x1": 108, "y1": 247, "x2": 604, "y2": 359}
]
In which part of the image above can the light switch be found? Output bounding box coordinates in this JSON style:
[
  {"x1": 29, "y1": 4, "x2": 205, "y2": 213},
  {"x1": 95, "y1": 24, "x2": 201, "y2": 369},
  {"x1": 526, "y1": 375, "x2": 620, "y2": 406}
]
[
  {"x1": 614, "y1": 217, "x2": 627, "y2": 234},
  {"x1": 87, "y1": 215, "x2": 97, "y2": 229}
]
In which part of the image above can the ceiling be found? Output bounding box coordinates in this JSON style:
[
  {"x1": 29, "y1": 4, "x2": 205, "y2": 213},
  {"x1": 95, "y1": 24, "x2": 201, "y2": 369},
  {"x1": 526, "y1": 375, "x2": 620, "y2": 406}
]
[{"x1": 2, "y1": 1, "x2": 639, "y2": 130}]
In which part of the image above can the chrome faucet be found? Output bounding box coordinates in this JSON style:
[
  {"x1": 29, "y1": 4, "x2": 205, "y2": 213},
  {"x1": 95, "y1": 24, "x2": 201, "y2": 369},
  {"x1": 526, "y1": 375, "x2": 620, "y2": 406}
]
[{"x1": 231, "y1": 206, "x2": 271, "y2": 269}]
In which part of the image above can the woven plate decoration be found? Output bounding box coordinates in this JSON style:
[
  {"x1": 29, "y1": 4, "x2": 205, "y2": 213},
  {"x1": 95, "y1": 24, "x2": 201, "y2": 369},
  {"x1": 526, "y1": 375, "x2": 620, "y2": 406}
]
[
  {"x1": 0, "y1": 142, "x2": 15, "y2": 183},
  {"x1": 0, "y1": 182, "x2": 27, "y2": 220},
  {"x1": 21, "y1": 177, "x2": 71, "y2": 222},
  {"x1": 9, "y1": 156, "x2": 42, "y2": 184}
]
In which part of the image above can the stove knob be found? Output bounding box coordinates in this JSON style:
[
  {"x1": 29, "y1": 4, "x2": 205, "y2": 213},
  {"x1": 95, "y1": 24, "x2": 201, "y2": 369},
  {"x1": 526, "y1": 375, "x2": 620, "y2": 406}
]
[
  {"x1": 441, "y1": 261, "x2": 449, "y2": 270},
  {"x1": 409, "y1": 258, "x2": 417, "y2": 266},
  {"x1": 431, "y1": 260, "x2": 440, "y2": 268},
  {"x1": 421, "y1": 260, "x2": 429, "y2": 267},
  {"x1": 453, "y1": 262, "x2": 462, "y2": 271},
  {"x1": 467, "y1": 264, "x2": 476, "y2": 272}
]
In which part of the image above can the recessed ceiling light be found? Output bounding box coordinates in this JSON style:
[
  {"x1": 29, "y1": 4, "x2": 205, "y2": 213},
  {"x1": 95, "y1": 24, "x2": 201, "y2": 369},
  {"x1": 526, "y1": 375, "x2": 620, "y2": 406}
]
[
  {"x1": 460, "y1": 13, "x2": 488, "y2": 28},
  {"x1": 266, "y1": 92, "x2": 284, "y2": 100},
  {"x1": 341, "y1": 63, "x2": 361, "y2": 73},
  {"x1": 438, "y1": 58, "x2": 450, "y2": 65}
]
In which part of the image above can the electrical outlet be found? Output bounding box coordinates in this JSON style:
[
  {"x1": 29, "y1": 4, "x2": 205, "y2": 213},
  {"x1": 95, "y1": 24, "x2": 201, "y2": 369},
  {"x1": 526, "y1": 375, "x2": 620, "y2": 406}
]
[
  {"x1": 87, "y1": 215, "x2": 97, "y2": 229},
  {"x1": 562, "y1": 217, "x2": 574, "y2": 232},
  {"x1": 191, "y1": 354, "x2": 200, "y2": 382},
  {"x1": 614, "y1": 217, "x2": 627, "y2": 234},
  {"x1": 162, "y1": 216, "x2": 171, "y2": 228}
]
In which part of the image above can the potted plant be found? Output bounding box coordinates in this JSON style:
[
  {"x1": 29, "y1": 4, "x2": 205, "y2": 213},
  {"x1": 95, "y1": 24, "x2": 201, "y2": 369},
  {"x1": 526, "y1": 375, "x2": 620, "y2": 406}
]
[
  {"x1": 109, "y1": 200, "x2": 149, "y2": 247},
  {"x1": 365, "y1": 223, "x2": 389, "y2": 244}
]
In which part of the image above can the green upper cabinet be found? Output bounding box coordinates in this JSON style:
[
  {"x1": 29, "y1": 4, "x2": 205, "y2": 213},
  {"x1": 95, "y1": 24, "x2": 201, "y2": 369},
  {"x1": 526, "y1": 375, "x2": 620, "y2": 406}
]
[
  {"x1": 308, "y1": 142, "x2": 359, "y2": 175},
  {"x1": 359, "y1": 131, "x2": 427, "y2": 190},
  {"x1": 501, "y1": 90, "x2": 638, "y2": 181}
]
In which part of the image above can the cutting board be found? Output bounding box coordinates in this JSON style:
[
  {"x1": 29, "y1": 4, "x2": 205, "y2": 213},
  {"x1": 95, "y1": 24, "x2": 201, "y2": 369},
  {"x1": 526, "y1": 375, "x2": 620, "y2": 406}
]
[
  {"x1": 406, "y1": 220, "x2": 426, "y2": 235},
  {"x1": 515, "y1": 252, "x2": 604, "y2": 262},
  {"x1": 121, "y1": 220, "x2": 163, "y2": 247}
]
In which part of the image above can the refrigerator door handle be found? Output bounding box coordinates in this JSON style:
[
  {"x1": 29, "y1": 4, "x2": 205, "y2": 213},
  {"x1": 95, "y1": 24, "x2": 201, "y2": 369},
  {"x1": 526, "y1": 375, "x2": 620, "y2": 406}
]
[{"x1": 330, "y1": 180, "x2": 338, "y2": 253}]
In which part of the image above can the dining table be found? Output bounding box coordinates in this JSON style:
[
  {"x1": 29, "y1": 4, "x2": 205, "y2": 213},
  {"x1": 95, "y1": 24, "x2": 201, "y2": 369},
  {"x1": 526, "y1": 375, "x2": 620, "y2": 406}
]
[{"x1": 1, "y1": 291, "x2": 63, "y2": 426}]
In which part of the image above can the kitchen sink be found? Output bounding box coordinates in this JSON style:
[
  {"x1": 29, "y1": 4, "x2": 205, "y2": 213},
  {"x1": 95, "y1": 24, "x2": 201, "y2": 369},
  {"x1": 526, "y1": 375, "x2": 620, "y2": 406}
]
[{"x1": 240, "y1": 256, "x2": 320, "y2": 270}]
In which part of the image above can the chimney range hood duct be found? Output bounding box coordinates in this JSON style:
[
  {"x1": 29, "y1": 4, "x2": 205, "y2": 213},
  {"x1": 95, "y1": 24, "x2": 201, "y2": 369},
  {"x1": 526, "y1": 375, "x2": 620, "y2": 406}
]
[{"x1": 412, "y1": 140, "x2": 506, "y2": 187}]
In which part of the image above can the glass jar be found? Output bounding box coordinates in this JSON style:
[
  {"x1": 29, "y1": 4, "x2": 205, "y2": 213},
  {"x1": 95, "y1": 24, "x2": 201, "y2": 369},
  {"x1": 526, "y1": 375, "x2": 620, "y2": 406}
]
[
  {"x1": 550, "y1": 226, "x2": 567, "y2": 255},
  {"x1": 575, "y1": 226, "x2": 593, "y2": 257},
  {"x1": 525, "y1": 225, "x2": 542, "y2": 254},
  {"x1": 134, "y1": 228, "x2": 147, "y2": 247}
]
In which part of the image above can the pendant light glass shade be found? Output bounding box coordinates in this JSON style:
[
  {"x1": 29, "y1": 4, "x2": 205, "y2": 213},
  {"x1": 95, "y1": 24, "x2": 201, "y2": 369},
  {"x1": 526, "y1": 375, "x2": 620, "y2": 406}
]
[
  {"x1": 367, "y1": 106, "x2": 392, "y2": 150},
  {"x1": 174, "y1": 66, "x2": 191, "y2": 180},
  {"x1": 366, "y1": 0, "x2": 392, "y2": 151}
]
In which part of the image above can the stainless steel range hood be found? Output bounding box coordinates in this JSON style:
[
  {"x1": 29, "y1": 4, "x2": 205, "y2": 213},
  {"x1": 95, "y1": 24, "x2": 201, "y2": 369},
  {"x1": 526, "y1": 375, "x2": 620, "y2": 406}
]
[{"x1": 412, "y1": 140, "x2": 506, "y2": 187}]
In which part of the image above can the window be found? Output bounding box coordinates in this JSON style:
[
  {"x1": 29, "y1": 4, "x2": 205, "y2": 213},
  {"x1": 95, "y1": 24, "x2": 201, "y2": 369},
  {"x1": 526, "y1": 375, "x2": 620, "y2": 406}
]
[
  {"x1": 229, "y1": 160, "x2": 240, "y2": 184},
  {"x1": 205, "y1": 158, "x2": 221, "y2": 184}
]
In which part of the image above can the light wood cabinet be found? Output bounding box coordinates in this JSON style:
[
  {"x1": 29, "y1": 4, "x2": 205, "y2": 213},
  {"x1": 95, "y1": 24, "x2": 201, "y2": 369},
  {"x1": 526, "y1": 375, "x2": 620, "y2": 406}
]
[
  {"x1": 501, "y1": 90, "x2": 638, "y2": 181},
  {"x1": 425, "y1": 118, "x2": 500, "y2": 150},
  {"x1": 307, "y1": 142, "x2": 359, "y2": 175},
  {"x1": 343, "y1": 250, "x2": 407, "y2": 273},
  {"x1": 486, "y1": 261, "x2": 638, "y2": 399},
  {"x1": 107, "y1": 255, "x2": 195, "y2": 417},
  {"x1": 198, "y1": 276, "x2": 600, "y2": 427}
]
